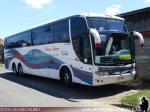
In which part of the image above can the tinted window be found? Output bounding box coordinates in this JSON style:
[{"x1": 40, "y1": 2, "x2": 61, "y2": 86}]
[
  {"x1": 53, "y1": 20, "x2": 70, "y2": 43},
  {"x1": 32, "y1": 25, "x2": 55, "y2": 45},
  {"x1": 5, "y1": 20, "x2": 70, "y2": 48},
  {"x1": 4, "y1": 38, "x2": 13, "y2": 49},
  {"x1": 5, "y1": 31, "x2": 32, "y2": 49},
  {"x1": 71, "y1": 17, "x2": 88, "y2": 39},
  {"x1": 87, "y1": 17, "x2": 127, "y2": 32},
  {"x1": 71, "y1": 17, "x2": 92, "y2": 64},
  {"x1": 32, "y1": 20, "x2": 69, "y2": 45},
  {"x1": 44, "y1": 25, "x2": 54, "y2": 43},
  {"x1": 16, "y1": 32, "x2": 32, "y2": 47},
  {"x1": 32, "y1": 27, "x2": 45, "y2": 45}
]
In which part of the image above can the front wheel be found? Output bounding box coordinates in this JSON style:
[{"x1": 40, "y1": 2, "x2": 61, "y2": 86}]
[
  {"x1": 62, "y1": 69, "x2": 73, "y2": 87},
  {"x1": 18, "y1": 64, "x2": 24, "y2": 77}
]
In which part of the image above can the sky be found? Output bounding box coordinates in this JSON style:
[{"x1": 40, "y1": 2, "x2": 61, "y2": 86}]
[{"x1": 0, "y1": 0, "x2": 150, "y2": 39}]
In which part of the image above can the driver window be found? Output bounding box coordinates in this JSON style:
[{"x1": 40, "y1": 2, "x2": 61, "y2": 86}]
[{"x1": 71, "y1": 17, "x2": 92, "y2": 64}]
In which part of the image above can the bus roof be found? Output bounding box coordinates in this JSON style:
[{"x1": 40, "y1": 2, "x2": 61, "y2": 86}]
[
  {"x1": 77, "y1": 13, "x2": 125, "y2": 21},
  {"x1": 27, "y1": 13, "x2": 124, "y2": 31}
]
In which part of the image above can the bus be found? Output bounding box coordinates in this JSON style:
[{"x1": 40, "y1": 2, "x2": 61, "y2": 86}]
[{"x1": 4, "y1": 13, "x2": 144, "y2": 86}]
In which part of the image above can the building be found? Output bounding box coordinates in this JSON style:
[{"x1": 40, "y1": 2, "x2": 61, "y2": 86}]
[
  {"x1": 119, "y1": 7, "x2": 150, "y2": 80},
  {"x1": 0, "y1": 38, "x2": 4, "y2": 63},
  {"x1": 119, "y1": 7, "x2": 150, "y2": 37}
]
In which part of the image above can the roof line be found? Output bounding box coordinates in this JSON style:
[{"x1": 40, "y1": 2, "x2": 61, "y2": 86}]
[{"x1": 118, "y1": 7, "x2": 150, "y2": 17}]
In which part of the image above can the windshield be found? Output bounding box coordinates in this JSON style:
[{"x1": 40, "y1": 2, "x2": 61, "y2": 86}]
[
  {"x1": 87, "y1": 18, "x2": 134, "y2": 66},
  {"x1": 87, "y1": 17, "x2": 127, "y2": 32},
  {"x1": 93, "y1": 33, "x2": 134, "y2": 66}
]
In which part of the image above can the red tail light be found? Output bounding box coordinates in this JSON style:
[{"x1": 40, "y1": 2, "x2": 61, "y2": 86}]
[{"x1": 95, "y1": 43, "x2": 101, "y2": 49}]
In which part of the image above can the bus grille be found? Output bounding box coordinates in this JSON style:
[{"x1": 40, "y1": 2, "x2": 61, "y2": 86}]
[{"x1": 100, "y1": 57, "x2": 132, "y2": 66}]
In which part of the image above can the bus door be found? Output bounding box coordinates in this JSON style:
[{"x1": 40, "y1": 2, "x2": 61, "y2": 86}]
[{"x1": 71, "y1": 17, "x2": 93, "y2": 85}]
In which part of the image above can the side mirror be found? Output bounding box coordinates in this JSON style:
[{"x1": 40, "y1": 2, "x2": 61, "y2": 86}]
[
  {"x1": 89, "y1": 28, "x2": 101, "y2": 48},
  {"x1": 132, "y1": 31, "x2": 144, "y2": 48}
]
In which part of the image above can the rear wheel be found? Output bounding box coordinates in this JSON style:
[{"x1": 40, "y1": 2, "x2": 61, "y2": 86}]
[
  {"x1": 12, "y1": 64, "x2": 17, "y2": 75},
  {"x1": 18, "y1": 64, "x2": 24, "y2": 77}
]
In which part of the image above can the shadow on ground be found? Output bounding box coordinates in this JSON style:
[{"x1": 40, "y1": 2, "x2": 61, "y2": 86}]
[{"x1": 0, "y1": 72, "x2": 135, "y2": 102}]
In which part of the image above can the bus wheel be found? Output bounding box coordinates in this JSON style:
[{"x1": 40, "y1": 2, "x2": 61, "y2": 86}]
[
  {"x1": 18, "y1": 64, "x2": 24, "y2": 77},
  {"x1": 62, "y1": 68, "x2": 73, "y2": 87},
  {"x1": 12, "y1": 64, "x2": 17, "y2": 75}
]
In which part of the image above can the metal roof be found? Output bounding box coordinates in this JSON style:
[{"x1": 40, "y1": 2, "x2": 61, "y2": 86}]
[{"x1": 118, "y1": 7, "x2": 150, "y2": 17}]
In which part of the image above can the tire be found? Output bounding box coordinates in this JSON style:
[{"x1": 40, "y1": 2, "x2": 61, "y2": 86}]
[
  {"x1": 18, "y1": 64, "x2": 24, "y2": 77},
  {"x1": 12, "y1": 64, "x2": 17, "y2": 75},
  {"x1": 62, "y1": 68, "x2": 73, "y2": 87}
]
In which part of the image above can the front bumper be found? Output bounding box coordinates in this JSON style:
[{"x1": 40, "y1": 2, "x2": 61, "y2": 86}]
[{"x1": 93, "y1": 72, "x2": 136, "y2": 86}]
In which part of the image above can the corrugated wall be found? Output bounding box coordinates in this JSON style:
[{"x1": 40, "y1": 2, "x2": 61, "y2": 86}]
[
  {"x1": 135, "y1": 38, "x2": 150, "y2": 80},
  {"x1": 119, "y1": 9, "x2": 150, "y2": 80}
]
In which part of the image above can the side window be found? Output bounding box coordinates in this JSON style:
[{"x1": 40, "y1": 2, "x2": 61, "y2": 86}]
[
  {"x1": 53, "y1": 20, "x2": 70, "y2": 43},
  {"x1": 71, "y1": 17, "x2": 92, "y2": 64},
  {"x1": 43, "y1": 25, "x2": 54, "y2": 43},
  {"x1": 71, "y1": 17, "x2": 88, "y2": 39},
  {"x1": 32, "y1": 20, "x2": 69, "y2": 45},
  {"x1": 7, "y1": 37, "x2": 17, "y2": 48},
  {"x1": 16, "y1": 31, "x2": 32, "y2": 47},
  {"x1": 32, "y1": 27, "x2": 47, "y2": 45},
  {"x1": 5, "y1": 31, "x2": 32, "y2": 49},
  {"x1": 23, "y1": 31, "x2": 32, "y2": 46}
]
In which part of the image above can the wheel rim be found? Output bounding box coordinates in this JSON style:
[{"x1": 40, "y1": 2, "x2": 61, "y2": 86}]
[
  {"x1": 64, "y1": 73, "x2": 70, "y2": 84},
  {"x1": 19, "y1": 66, "x2": 23, "y2": 76}
]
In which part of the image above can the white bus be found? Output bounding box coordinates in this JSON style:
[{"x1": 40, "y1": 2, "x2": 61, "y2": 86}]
[{"x1": 4, "y1": 13, "x2": 144, "y2": 86}]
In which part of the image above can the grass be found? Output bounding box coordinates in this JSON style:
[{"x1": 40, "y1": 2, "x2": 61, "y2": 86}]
[
  {"x1": 121, "y1": 89, "x2": 150, "y2": 106},
  {"x1": 0, "y1": 64, "x2": 4, "y2": 68}
]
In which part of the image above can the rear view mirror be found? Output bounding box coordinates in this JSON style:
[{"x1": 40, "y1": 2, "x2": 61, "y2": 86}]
[
  {"x1": 132, "y1": 31, "x2": 144, "y2": 48},
  {"x1": 90, "y1": 28, "x2": 101, "y2": 48}
]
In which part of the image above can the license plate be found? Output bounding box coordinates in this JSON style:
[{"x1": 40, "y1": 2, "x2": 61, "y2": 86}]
[{"x1": 117, "y1": 76, "x2": 125, "y2": 81}]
